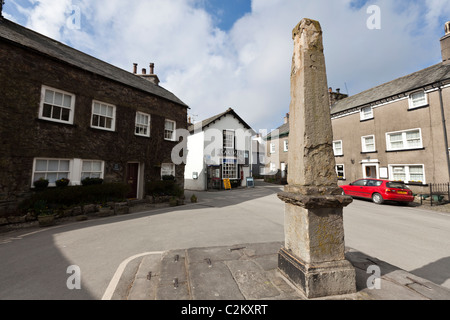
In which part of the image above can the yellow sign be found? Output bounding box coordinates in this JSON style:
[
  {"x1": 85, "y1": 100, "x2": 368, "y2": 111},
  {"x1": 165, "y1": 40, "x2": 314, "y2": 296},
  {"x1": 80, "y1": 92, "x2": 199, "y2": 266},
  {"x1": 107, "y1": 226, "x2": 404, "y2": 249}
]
[{"x1": 223, "y1": 179, "x2": 232, "y2": 190}]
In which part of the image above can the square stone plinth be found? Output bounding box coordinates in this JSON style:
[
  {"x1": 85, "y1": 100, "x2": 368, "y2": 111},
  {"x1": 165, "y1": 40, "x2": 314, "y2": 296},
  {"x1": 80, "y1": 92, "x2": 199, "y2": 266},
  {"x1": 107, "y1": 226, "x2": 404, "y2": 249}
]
[
  {"x1": 283, "y1": 202, "x2": 346, "y2": 264},
  {"x1": 278, "y1": 247, "x2": 356, "y2": 299}
]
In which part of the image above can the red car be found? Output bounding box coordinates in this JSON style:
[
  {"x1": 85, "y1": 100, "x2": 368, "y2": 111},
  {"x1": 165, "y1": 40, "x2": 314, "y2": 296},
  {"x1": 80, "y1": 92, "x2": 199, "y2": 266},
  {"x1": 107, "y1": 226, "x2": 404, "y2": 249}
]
[{"x1": 340, "y1": 179, "x2": 414, "y2": 205}]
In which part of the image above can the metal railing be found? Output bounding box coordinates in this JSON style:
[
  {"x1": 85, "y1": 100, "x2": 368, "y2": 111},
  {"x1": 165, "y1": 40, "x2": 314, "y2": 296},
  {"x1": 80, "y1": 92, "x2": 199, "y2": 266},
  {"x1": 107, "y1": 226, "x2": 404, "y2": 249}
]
[{"x1": 423, "y1": 183, "x2": 450, "y2": 206}]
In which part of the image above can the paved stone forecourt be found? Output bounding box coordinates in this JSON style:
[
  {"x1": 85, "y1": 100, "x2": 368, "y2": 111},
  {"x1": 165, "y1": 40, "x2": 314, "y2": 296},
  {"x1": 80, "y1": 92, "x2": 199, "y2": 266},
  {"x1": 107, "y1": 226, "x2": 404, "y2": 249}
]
[{"x1": 109, "y1": 241, "x2": 450, "y2": 303}]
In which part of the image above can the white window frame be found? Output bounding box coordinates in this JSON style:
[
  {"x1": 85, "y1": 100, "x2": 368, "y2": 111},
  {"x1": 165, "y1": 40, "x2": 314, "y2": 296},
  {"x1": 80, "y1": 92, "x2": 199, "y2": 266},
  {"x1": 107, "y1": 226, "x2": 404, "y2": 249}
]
[
  {"x1": 362, "y1": 135, "x2": 376, "y2": 153},
  {"x1": 222, "y1": 158, "x2": 238, "y2": 179},
  {"x1": 135, "y1": 112, "x2": 151, "y2": 137},
  {"x1": 284, "y1": 140, "x2": 289, "y2": 152},
  {"x1": 164, "y1": 120, "x2": 177, "y2": 141},
  {"x1": 269, "y1": 162, "x2": 277, "y2": 172},
  {"x1": 161, "y1": 163, "x2": 176, "y2": 178},
  {"x1": 409, "y1": 91, "x2": 428, "y2": 110},
  {"x1": 386, "y1": 128, "x2": 423, "y2": 151},
  {"x1": 39, "y1": 86, "x2": 76, "y2": 124},
  {"x1": 32, "y1": 158, "x2": 72, "y2": 187},
  {"x1": 360, "y1": 107, "x2": 374, "y2": 121},
  {"x1": 81, "y1": 160, "x2": 105, "y2": 181},
  {"x1": 91, "y1": 100, "x2": 116, "y2": 132},
  {"x1": 336, "y1": 164, "x2": 345, "y2": 180},
  {"x1": 224, "y1": 130, "x2": 235, "y2": 150},
  {"x1": 333, "y1": 140, "x2": 343, "y2": 156},
  {"x1": 270, "y1": 143, "x2": 276, "y2": 154},
  {"x1": 388, "y1": 164, "x2": 426, "y2": 184}
]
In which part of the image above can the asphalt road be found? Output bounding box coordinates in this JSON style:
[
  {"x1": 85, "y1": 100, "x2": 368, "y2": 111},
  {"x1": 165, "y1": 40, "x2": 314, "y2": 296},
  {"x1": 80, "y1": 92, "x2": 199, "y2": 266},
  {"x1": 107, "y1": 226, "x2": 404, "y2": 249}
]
[{"x1": 0, "y1": 182, "x2": 449, "y2": 299}]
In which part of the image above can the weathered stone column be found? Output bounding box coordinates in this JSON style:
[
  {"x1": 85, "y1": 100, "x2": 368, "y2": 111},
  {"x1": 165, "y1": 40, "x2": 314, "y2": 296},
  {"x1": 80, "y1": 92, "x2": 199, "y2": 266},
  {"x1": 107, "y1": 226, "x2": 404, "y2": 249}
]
[{"x1": 277, "y1": 18, "x2": 356, "y2": 299}]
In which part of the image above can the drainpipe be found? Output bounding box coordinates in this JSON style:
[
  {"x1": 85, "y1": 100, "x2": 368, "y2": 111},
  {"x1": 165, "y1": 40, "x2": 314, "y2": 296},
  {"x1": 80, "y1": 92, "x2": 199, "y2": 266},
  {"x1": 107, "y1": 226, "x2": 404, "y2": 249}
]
[{"x1": 438, "y1": 82, "x2": 450, "y2": 182}]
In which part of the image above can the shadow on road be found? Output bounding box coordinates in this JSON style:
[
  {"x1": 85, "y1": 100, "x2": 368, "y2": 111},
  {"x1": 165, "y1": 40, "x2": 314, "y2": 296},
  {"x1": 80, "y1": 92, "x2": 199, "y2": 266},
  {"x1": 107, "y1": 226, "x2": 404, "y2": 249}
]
[
  {"x1": 0, "y1": 181, "x2": 284, "y2": 300},
  {"x1": 410, "y1": 257, "x2": 450, "y2": 286}
]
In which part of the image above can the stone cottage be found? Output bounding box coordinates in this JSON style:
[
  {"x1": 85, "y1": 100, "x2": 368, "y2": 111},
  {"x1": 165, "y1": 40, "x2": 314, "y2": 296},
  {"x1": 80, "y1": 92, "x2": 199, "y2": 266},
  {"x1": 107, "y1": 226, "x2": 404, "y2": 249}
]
[{"x1": 0, "y1": 17, "x2": 188, "y2": 216}]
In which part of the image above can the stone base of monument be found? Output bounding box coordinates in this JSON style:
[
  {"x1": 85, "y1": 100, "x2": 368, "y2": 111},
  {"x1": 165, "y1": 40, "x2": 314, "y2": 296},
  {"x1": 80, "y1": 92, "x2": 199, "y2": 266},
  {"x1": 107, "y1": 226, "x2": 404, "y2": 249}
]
[
  {"x1": 278, "y1": 247, "x2": 357, "y2": 299},
  {"x1": 277, "y1": 191, "x2": 357, "y2": 299}
]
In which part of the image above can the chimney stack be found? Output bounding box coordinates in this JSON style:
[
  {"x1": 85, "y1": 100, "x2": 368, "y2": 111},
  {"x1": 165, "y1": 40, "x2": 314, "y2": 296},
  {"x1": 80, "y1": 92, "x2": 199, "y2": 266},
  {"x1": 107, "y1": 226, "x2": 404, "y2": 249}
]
[
  {"x1": 328, "y1": 87, "x2": 348, "y2": 107},
  {"x1": 0, "y1": 1, "x2": 5, "y2": 19},
  {"x1": 134, "y1": 62, "x2": 160, "y2": 86},
  {"x1": 441, "y1": 21, "x2": 450, "y2": 65}
]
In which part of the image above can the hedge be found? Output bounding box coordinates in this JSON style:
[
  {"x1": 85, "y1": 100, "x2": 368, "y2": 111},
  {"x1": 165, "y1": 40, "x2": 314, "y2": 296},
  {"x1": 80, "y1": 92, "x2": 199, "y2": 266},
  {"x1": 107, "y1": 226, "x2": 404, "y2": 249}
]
[
  {"x1": 146, "y1": 180, "x2": 184, "y2": 197},
  {"x1": 20, "y1": 183, "x2": 131, "y2": 212}
]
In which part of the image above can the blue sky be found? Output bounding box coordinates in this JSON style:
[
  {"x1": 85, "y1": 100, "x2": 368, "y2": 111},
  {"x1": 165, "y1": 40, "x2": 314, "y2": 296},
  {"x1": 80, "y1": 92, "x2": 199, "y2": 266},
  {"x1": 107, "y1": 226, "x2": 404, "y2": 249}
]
[
  {"x1": 2, "y1": 0, "x2": 450, "y2": 132},
  {"x1": 200, "y1": 0, "x2": 252, "y2": 31}
]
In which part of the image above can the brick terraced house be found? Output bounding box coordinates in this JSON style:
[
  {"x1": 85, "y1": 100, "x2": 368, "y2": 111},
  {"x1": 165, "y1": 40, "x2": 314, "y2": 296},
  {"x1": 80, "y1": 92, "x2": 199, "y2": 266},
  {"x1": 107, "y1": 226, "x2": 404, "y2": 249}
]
[{"x1": 0, "y1": 16, "x2": 188, "y2": 215}]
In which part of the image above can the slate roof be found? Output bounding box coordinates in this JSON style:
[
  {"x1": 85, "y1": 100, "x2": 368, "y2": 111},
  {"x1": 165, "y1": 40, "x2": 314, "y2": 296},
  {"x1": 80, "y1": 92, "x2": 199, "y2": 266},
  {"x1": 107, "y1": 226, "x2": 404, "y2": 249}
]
[
  {"x1": 264, "y1": 122, "x2": 290, "y2": 140},
  {"x1": 0, "y1": 18, "x2": 188, "y2": 107},
  {"x1": 188, "y1": 108, "x2": 253, "y2": 133},
  {"x1": 331, "y1": 62, "x2": 450, "y2": 116}
]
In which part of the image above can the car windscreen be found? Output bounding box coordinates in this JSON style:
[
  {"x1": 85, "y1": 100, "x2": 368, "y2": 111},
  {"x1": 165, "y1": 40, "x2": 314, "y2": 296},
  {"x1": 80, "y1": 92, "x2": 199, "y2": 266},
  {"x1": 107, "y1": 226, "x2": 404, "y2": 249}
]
[{"x1": 386, "y1": 182, "x2": 409, "y2": 189}]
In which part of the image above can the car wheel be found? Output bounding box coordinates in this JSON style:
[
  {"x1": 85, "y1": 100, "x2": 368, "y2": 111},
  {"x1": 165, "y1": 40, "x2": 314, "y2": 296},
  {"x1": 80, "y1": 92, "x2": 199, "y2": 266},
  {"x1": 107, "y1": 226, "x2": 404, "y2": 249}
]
[{"x1": 372, "y1": 193, "x2": 384, "y2": 204}]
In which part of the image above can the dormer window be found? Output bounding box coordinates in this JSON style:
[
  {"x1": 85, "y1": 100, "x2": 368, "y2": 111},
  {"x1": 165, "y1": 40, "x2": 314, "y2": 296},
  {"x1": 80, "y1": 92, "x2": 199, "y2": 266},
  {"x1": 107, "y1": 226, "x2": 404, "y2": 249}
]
[
  {"x1": 409, "y1": 91, "x2": 428, "y2": 110},
  {"x1": 360, "y1": 107, "x2": 374, "y2": 121}
]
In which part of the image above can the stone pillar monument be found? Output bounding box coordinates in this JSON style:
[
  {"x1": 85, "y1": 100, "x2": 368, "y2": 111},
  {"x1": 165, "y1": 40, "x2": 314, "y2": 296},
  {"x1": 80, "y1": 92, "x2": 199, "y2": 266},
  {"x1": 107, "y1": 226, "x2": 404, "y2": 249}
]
[{"x1": 277, "y1": 18, "x2": 356, "y2": 299}]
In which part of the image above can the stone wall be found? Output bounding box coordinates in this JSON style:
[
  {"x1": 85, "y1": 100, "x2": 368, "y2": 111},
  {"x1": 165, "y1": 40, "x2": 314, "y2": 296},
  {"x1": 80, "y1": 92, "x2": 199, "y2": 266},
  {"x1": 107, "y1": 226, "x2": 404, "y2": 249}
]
[{"x1": 0, "y1": 40, "x2": 187, "y2": 216}]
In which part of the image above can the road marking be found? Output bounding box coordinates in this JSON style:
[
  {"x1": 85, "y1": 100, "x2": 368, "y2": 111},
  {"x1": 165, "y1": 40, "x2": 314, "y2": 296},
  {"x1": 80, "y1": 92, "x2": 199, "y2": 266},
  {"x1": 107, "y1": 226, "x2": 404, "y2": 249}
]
[
  {"x1": 101, "y1": 251, "x2": 165, "y2": 300},
  {"x1": 0, "y1": 229, "x2": 51, "y2": 245}
]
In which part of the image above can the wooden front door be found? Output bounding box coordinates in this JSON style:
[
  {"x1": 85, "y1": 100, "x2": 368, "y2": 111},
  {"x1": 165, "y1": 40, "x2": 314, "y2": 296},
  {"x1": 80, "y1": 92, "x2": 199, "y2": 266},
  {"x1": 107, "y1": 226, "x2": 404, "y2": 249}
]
[{"x1": 127, "y1": 163, "x2": 139, "y2": 199}]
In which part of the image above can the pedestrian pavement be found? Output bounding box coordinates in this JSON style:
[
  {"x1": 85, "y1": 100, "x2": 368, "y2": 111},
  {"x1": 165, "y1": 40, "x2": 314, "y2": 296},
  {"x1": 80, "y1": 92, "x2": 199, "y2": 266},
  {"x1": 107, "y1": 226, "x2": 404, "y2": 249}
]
[{"x1": 109, "y1": 241, "x2": 450, "y2": 301}]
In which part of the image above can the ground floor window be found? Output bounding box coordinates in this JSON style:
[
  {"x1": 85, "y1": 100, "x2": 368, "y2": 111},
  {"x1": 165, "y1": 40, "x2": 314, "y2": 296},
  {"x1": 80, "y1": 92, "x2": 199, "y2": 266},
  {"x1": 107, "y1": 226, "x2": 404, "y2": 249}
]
[
  {"x1": 33, "y1": 159, "x2": 70, "y2": 186},
  {"x1": 336, "y1": 165, "x2": 345, "y2": 180},
  {"x1": 32, "y1": 158, "x2": 106, "y2": 187},
  {"x1": 222, "y1": 159, "x2": 238, "y2": 179},
  {"x1": 269, "y1": 163, "x2": 277, "y2": 172},
  {"x1": 389, "y1": 165, "x2": 425, "y2": 184},
  {"x1": 161, "y1": 163, "x2": 176, "y2": 179},
  {"x1": 259, "y1": 166, "x2": 266, "y2": 175},
  {"x1": 82, "y1": 160, "x2": 104, "y2": 180}
]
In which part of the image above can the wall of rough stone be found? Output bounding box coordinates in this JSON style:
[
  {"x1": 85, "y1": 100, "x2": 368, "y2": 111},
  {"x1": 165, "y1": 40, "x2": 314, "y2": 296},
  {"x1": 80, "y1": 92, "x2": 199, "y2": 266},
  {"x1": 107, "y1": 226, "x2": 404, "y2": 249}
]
[{"x1": 0, "y1": 40, "x2": 187, "y2": 216}]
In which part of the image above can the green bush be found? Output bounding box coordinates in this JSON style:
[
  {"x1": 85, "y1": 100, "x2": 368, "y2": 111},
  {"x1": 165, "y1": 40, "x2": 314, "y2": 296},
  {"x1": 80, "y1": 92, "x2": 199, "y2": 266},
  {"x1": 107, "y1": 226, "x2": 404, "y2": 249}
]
[
  {"x1": 33, "y1": 178, "x2": 49, "y2": 191},
  {"x1": 55, "y1": 178, "x2": 70, "y2": 187},
  {"x1": 146, "y1": 180, "x2": 184, "y2": 197},
  {"x1": 20, "y1": 183, "x2": 131, "y2": 213},
  {"x1": 81, "y1": 177, "x2": 104, "y2": 186}
]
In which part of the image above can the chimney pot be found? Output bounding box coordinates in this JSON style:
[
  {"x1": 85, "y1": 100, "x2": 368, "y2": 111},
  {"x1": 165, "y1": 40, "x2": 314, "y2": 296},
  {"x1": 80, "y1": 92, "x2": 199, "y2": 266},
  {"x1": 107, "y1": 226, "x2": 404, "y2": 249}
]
[
  {"x1": 336, "y1": 88, "x2": 341, "y2": 94},
  {"x1": 150, "y1": 63, "x2": 155, "y2": 75},
  {"x1": 441, "y1": 22, "x2": 450, "y2": 65},
  {"x1": 133, "y1": 63, "x2": 138, "y2": 74},
  {"x1": 142, "y1": 68, "x2": 147, "y2": 75},
  {"x1": 329, "y1": 87, "x2": 332, "y2": 93}
]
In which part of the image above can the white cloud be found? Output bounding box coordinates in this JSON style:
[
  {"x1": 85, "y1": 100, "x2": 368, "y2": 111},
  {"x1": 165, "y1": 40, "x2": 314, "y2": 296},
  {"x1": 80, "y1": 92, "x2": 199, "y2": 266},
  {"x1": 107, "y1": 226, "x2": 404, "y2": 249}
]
[
  {"x1": 25, "y1": 0, "x2": 73, "y2": 40},
  {"x1": 7, "y1": 0, "x2": 449, "y2": 131}
]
